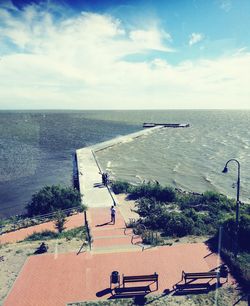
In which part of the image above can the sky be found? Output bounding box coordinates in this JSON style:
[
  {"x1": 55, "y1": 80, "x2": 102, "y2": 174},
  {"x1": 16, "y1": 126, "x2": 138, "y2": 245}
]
[{"x1": 0, "y1": 0, "x2": 249, "y2": 109}]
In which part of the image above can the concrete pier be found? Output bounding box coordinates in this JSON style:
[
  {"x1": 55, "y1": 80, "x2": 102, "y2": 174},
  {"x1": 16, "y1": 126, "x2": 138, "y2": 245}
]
[{"x1": 76, "y1": 126, "x2": 162, "y2": 208}]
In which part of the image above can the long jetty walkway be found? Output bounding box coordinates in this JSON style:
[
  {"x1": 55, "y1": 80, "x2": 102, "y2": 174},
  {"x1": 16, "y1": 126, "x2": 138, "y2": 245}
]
[
  {"x1": 76, "y1": 126, "x2": 162, "y2": 252},
  {"x1": 76, "y1": 126, "x2": 162, "y2": 208}
]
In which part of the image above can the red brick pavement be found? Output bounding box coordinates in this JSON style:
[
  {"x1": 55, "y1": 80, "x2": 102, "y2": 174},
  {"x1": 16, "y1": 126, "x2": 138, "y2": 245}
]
[
  {"x1": 3, "y1": 207, "x2": 232, "y2": 306},
  {"x1": 4, "y1": 243, "x2": 223, "y2": 306},
  {"x1": 0, "y1": 213, "x2": 84, "y2": 244},
  {"x1": 87, "y1": 207, "x2": 141, "y2": 251}
]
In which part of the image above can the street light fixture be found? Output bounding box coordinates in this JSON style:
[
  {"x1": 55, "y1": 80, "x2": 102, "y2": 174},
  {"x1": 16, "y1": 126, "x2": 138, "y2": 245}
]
[{"x1": 222, "y1": 158, "x2": 240, "y2": 257}]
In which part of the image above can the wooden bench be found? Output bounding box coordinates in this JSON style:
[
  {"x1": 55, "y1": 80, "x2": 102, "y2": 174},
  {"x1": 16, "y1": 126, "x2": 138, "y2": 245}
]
[
  {"x1": 175, "y1": 282, "x2": 211, "y2": 292},
  {"x1": 122, "y1": 273, "x2": 158, "y2": 291},
  {"x1": 182, "y1": 271, "x2": 221, "y2": 284}
]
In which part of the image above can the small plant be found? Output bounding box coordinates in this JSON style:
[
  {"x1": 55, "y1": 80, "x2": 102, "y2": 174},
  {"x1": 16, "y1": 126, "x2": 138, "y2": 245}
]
[
  {"x1": 54, "y1": 210, "x2": 67, "y2": 233},
  {"x1": 111, "y1": 181, "x2": 132, "y2": 194},
  {"x1": 25, "y1": 230, "x2": 58, "y2": 241},
  {"x1": 24, "y1": 226, "x2": 86, "y2": 241},
  {"x1": 15, "y1": 249, "x2": 23, "y2": 254}
]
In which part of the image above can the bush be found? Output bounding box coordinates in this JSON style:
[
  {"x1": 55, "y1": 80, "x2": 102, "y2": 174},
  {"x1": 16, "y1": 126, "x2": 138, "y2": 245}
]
[
  {"x1": 222, "y1": 214, "x2": 250, "y2": 252},
  {"x1": 25, "y1": 230, "x2": 58, "y2": 241},
  {"x1": 54, "y1": 210, "x2": 67, "y2": 233},
  {"x1": 183, "y1": 209, "x2": 208, "y2": 235},
  {"x1": 163, "y1": 213, "x2": 195, "y2": 237},
  {"x1": 24, "y1": 226, "x2": 86, "y2": 241},
  {"x1": 111, "y1": 181, "x2": 132, "y2": 194},
  {"x1": 130, "y1": 182, "x2": 176, "y2": 202},
  {"x1": 26, "y1": 185, "x2": 82, "y2": 216}
]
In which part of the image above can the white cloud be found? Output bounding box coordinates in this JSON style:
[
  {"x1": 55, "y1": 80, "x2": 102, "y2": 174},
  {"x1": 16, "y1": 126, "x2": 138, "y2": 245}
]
[
  {"x1": 189, "y1": 32, "x2": 204, "y2": 46},
  {"x1": 129, "y1": 29, "x2": 172, "y2": 52},
  {"x1": 219, "y1": 0, "x2": 232, "y2": 12},
  {"x1": 0, "y1": 5, "x2": 249, "y2": 110}
]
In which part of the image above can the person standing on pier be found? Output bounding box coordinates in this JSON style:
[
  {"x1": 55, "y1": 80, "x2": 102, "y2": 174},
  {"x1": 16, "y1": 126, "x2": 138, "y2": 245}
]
[{"x1": 110, "y1": 205, "x2": 116, "y2": 224}]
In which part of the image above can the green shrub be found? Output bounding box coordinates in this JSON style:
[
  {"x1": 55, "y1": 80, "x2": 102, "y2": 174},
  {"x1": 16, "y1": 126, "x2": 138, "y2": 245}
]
[
  {"x1": 60, "y1": 226, "x2": 86, "y2": 240},
  {"x1": 179, "y1": 191, "x2": 234, "y2": 213},
  {"x1": 111, "y1": 181, "x2": 132, "y2": 194},
  {"x1": 183, "y1": 209, "x2": 208, "y2": 235},
  {"x1": 163, "y1": 213, "x2": 195, "y2": 237},
  {"x1": 54, "y1": 210, "x2": 67, "y2": 233},
  {"x1": 25, "y1": 230, "x2": 58, "y2": 241},
  {"x1": 24, "y1": 226, "x2": 86, "y2": 241},
  {"x1": 220, "y1": 249, "x2": 250, "y2": 291},
  {"x1": 222, "y1": 214, "x2": 250, "y2": 252},
  {"x1": 26, "y1": 185, "x2": 82, "y2": 216},
  {"x1": 130, "y1": 182, "x2": 176, "y2": 202}
]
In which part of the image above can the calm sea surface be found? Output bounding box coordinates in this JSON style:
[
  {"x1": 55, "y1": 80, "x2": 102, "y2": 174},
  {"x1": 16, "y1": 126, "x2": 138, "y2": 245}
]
[{"x1": 1, "y1": 110, "x2": 249, "y2": 217}]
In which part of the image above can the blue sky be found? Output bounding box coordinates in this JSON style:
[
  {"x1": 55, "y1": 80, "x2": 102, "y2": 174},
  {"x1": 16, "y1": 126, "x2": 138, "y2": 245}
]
[{"x1": 0, "y1": 0, "x2": 249, "y2": 109}]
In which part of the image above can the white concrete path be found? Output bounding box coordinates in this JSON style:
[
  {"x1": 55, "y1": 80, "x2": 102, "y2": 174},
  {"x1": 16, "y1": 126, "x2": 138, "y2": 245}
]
[
  {"x1": 76, "y1": 126, "x2": 162, "y2": 208},
  {"x1": 76, "y1": 148, "x2": 113, "y2": 208}
]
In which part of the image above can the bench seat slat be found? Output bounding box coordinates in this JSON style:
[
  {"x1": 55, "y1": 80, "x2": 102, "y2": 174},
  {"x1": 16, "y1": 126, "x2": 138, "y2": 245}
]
[
  {"x1": 184, "y1": 273, "x2": 218, "y2": 279},
  {"x1": 185, "y1": 272, "x2": 218, "y2": 276},
  {"x1": 123, "y1": 276, "x2": 157, "y2": 281},
  {"x1": 122, "y1": 273, "x2": 158, "y2": 292},
  {"x1": 115, "y1": 286, "x2": 150, "y2": 294},
  {"x1": 182, "y1": 271, "x2": 220, "y2": 283}
]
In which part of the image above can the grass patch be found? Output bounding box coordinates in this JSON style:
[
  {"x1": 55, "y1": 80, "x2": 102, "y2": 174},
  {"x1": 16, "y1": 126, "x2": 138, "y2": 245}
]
[
  {"x1": 24, "y1": 226, "x2": 86, "y2": 241},
  {"x1": 67, "y1": 287, "x2": 246, "y2": 305}
]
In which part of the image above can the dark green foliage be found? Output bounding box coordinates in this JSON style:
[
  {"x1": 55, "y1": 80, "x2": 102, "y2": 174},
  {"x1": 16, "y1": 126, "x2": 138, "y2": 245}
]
[
  {"x1": 111, "y1": 181, "x2": 132, "y2": 194},
  {"x1": 135, "y1": 197, "x2": 170, "y2": 230},
  {"x1": 24, "y1": 230, "x2": 58, "y2": 241},
  {"x1": 127, "y1": 181, "x2": 241, "y2": 238},
  {"x1": 54, "y1": 210, "x2": 67, "y2": 233},
  {"x1": 24, "y1": 226, "x2": 86, "y2": 241},
  {"x1": 225, "y1": 249, "x2": 250, "y2": 285},
  {"x1": 207, "y1": 214, "x2": 250, "y2": 291},
  {"x1": 163, "y1": 213, "x2": 195, "y2": 237},
  {"x1": 183, "y1": 209, "x2": 208, "y2": 235},
  {"x1": 179, "y1": 191, "x2": 234, "y2": 214},
  {"x1": 26, "y1": 185, "x2": 82, "y2": 216},
  {"x1": 239, "y1": 214, "x2": 250, "y2": 251},
  {"x1": 130, "y1": 182, "x2": 176, "y2": 202},
  {"x1": 111, "y1": 180, "x2": 176, "y2": 202},
  {"x1": 222, "y1": 214, "x2": 250, "y2": 252},
  {"x1": 61, "y1": 226, "x2": 86, "y2": 240}
]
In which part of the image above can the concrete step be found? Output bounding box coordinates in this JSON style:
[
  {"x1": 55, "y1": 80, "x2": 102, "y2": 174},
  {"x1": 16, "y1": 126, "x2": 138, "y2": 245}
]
[
  {"x1": 92, "y1": 235, "x2": 133, "y2": 249},
  {"x1": 90, "y1": 244, "x2": 142, "y2": 254}
]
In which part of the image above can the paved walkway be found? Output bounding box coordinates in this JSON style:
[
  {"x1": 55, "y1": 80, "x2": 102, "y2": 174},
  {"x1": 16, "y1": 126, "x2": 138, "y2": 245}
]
[
  {"x1": 87, "y1": 207, "x2": 141, "y2": 253},
  {"x1": 76, "y1": 148, "x2": 113, "y2": 208},
  {"x1": 4, "y1": 243, "x2": 224, "y2": 306},
  {"x1": 76, "y1": 126, "x2": 162, "y2": 208},
  {"x1": 0, "y1": 213, "x2": 84, "y2": 244}
]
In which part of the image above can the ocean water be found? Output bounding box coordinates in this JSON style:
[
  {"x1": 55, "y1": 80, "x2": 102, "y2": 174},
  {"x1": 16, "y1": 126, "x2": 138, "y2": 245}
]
[
  {"x1": 0, "y1": 110, "x2": 249, "y2": 218},
  {"x1": 95, "y1": 110, "x2": 250, "y2": 203},
  {"x1": 0, "y1": 111, "x2": 139, "y2": 217}
]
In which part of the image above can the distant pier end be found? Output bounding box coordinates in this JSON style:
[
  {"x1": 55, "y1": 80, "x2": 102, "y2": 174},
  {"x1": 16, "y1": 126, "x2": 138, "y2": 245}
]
[{"x1": 143, "y1": 123, "x2": 190, "y2": 128}]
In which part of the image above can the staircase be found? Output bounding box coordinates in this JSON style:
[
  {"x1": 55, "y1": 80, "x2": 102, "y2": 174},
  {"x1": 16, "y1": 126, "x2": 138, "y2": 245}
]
[{"x1": 87, "y1": 207, "x2": 142, "y2": 254}]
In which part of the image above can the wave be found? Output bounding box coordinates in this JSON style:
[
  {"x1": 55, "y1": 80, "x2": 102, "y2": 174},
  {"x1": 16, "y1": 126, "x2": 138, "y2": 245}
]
[{"x1": 173, "y1": 162, "x2": 181, "y2": 173}]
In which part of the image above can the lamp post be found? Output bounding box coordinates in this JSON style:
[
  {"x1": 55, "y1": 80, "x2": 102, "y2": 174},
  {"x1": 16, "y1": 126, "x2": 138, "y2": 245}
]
[{"x1": 222, "y1": 158, "x2": 240, "y2": 257}]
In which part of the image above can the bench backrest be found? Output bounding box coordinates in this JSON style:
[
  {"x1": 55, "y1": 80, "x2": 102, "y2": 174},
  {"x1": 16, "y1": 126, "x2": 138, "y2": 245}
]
[
  {"x1": 183, "y1": 271, "x2": 219, "y2": 278},
  {"x1": 123, "y1": 273, "x2": 158, "y2": 283}
]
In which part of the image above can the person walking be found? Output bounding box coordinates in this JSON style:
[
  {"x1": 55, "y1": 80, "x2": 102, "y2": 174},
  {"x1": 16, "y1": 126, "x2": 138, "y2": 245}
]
[
  {"x1": 110, "y1": 205, "x2": 116, "y2": 224},
  {"x1": 102, "y1": 172, "x2": 106, "y2": 185}
]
